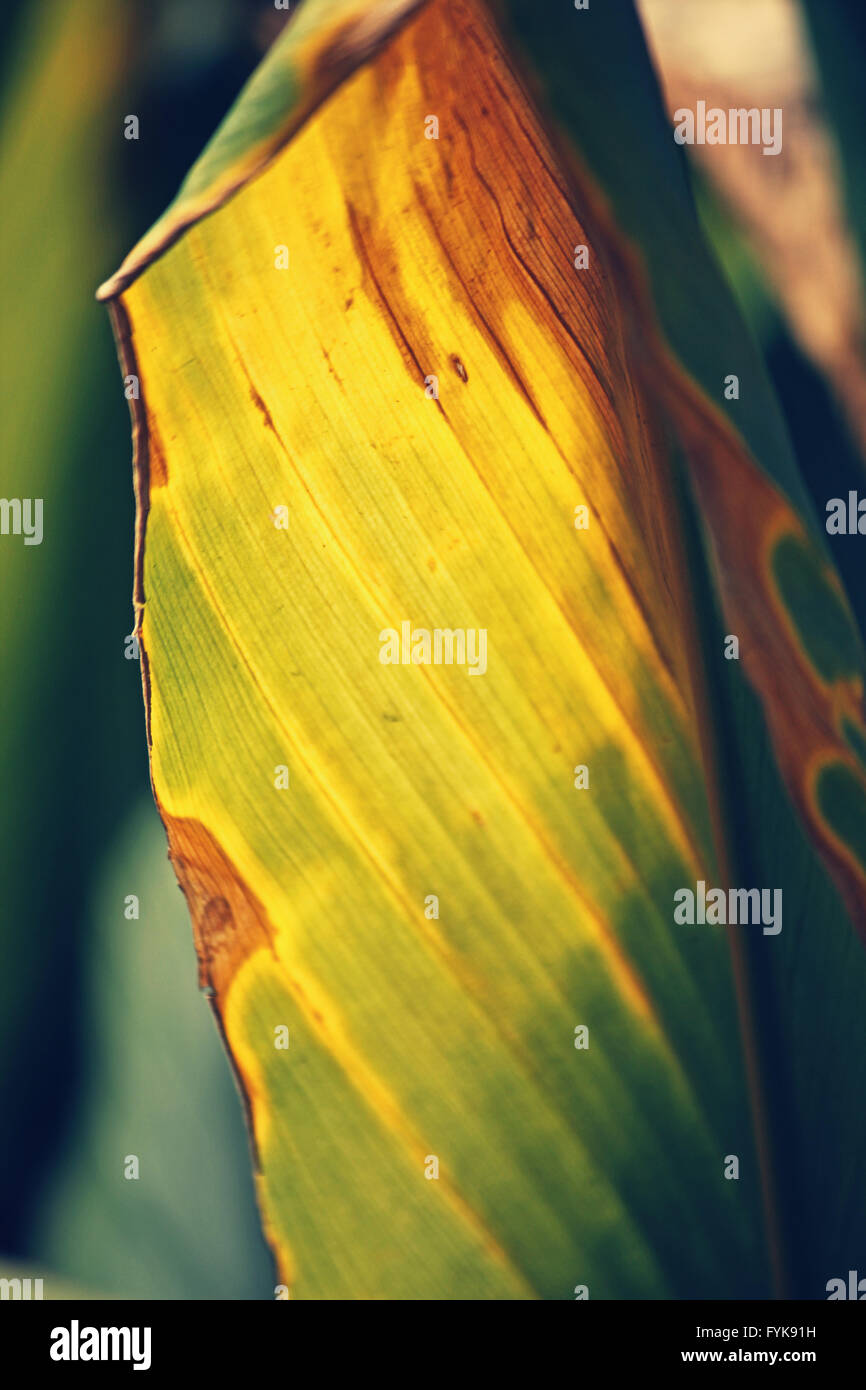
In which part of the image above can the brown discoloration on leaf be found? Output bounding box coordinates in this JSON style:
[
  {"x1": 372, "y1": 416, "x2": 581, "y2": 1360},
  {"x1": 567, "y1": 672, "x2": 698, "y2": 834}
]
[
  {"x1": 344, "y1": 199, "x2": 435, "y2": 396},
  {"x1": 146, "y1": 419, "x2": 169, "y2": 489},
  {"x1": 96, "y1": 1, "x2": 429, "y2": 303},
  {"x1": 668, "y1": 334, "x2": 866, "y2": 931},
  {"x1": 334, "y1": 0, "x2": 698, "y2": 707},
  {"x1": 247, "y1": 381, "x2": 279, "y2": 438},
  {"x1": 163, "y1": 813, "x2": 277, "y2": 997},
  {"x1": 309, "y1": 1, "x2": 427, "y2": 88},
  {"x1": 154, "y1": 813, "x2": 280, "y2": 1188},
  {"x1": 106, "y1": 298, "x2": 157, "y2": 749}
]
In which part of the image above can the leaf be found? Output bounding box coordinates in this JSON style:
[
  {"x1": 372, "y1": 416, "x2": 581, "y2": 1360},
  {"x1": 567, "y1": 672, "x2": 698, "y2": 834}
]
[
  {"x1": 0, "y1": 0, "x2": 142, "y2": 1244},
  {"x1": 801, "y1": 0, "x2": 866, "y2": 297},
  {"x1": 99, "y1": 0, "x2": 866, "y2": 1297},
  {"x1": 483, "y1": 4, "x2": 866, "y2": 1293},
  {"x1": 487, "y1": 0, "x2": 866, "y2": 933},
  {"x1": 638, "y1": 0, "x2": 866, "y2": 470},
  {"x1": 96, "y1": 0, "x2": 428, "y2": 302}
]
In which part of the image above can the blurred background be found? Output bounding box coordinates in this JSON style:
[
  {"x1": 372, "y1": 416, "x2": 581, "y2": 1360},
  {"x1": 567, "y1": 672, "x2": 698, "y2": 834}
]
[
  {"x1": 0, "y1": 0, "x2": 864, "y2": 1298},
  {"x1": 0, "y1": 0, "x2": 291, "y2": 1299}
]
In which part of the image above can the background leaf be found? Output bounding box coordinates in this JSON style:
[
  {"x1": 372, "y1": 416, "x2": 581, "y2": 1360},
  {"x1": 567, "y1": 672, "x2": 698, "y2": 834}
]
[
  {"x1": 0, "y1": 0, "x2": 143, "y2": 1251},
  {"x1": 0, "y1": 0, "x2": 276, "y2": 1291}
]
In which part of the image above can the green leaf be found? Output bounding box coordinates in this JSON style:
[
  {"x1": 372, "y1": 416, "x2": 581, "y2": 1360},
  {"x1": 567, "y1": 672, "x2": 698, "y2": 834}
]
[
  {"x1": 98, "y1": 0, "x2": 866, "y2": 1298},
  {"x1": 0, "y1": 0, "x2": 142, "y2": 1239}
]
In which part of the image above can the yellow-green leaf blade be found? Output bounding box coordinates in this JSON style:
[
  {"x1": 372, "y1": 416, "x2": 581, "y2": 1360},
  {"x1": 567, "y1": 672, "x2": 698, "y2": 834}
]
[{"x1": 107, "y1": 0, "x2": 774, "y2": 1299}]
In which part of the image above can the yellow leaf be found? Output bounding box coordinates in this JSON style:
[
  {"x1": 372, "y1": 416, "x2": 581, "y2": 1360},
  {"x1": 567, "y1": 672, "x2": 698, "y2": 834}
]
[{"x1": 103, "y1": 0, "x2": 782, "y2": 1298}]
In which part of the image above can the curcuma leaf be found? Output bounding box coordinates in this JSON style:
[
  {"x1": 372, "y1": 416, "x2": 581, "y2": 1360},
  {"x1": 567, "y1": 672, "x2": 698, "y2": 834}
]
[{"x1": 99, "y1": 0, "x2": 866, "y2": 1298}]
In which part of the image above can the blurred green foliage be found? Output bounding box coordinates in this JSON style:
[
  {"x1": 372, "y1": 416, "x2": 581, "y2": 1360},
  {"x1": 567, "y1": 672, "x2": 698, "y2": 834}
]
[
  {"x1": 0, "y1": 0, "x2": 276, "y2": 1295},
  {"x1": 35, "y1": 801, "x2": 272, "y2": 1298}
]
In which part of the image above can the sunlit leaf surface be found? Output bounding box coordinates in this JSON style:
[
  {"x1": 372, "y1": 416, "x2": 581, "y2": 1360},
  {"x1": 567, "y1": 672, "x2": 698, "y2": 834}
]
[{"x1": 99, "y1": 0, "x2": 866, "y2": 1298}]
